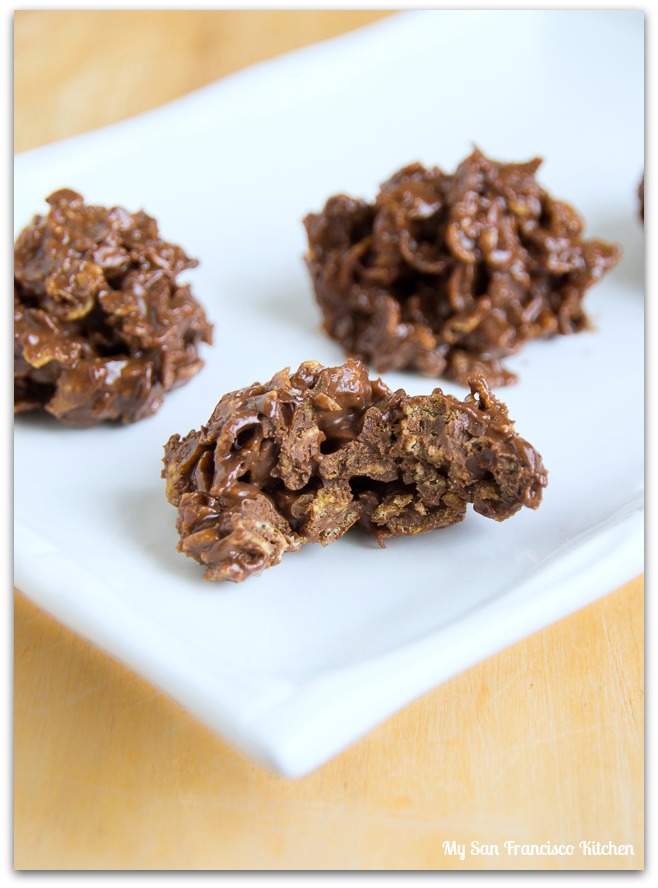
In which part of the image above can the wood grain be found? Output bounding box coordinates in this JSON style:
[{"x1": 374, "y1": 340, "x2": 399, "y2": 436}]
[
  {"x1": 14, "y1": 10, "x2": 393, "y2": 152},
  {"x1": 13, "y1": 10, "x2": 644, "y2": 871}
]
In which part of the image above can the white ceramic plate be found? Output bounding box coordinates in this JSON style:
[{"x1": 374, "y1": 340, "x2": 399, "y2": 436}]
[{"x1": 14, "y1": 10, "x2": 644, "y2": 777}]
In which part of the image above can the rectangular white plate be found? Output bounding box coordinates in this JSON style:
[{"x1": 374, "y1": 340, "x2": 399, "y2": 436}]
[{"x1": 14, "y1": 10, "x2": 644, "y2": 777}]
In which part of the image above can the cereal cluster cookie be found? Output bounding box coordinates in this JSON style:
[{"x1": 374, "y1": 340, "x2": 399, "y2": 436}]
[
  {"x1": 14, "y1": 189, "x2": 213, "y2": 426},
  {"x1": 304, "y1": 149, "x2": 621, "y2": 386},
  {"x1": 163, "y1": 360, "x2": 547, "y2": 582}
]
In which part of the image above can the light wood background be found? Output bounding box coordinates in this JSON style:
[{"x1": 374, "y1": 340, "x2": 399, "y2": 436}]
[{"x1": 14, "y1": 10, "x2": 644, "y2": 871}]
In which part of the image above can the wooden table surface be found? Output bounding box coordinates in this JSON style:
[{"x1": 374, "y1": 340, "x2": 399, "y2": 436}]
[{"x1": 13, "y1": 10, "x2": 644, "y2": 871}]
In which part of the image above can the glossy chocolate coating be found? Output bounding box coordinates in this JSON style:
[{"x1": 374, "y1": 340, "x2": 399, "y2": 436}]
[
  {"x1": 14, "y1": 189, "x2": 213, "y2": 426},
  {"x1": 304, "y1": 149, "x2": 621, "y2": 386},
  {"x1": 163, "y1": 360, "x2": 547, "y2": 582}
]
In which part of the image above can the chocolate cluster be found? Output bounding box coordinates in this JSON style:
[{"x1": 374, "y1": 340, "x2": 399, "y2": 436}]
[
  {"x1": 14, "y1": 189, "x2": 213, "y2": 426},
  {"x1": 163, "y1": 359, "x2": 547, "y2": 582},
  {"x1": 304, "y1": 149, "x2": 621, "y2": 386}
]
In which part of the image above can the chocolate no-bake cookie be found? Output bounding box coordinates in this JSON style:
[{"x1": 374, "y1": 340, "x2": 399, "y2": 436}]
[
  {"x1": 14, "y1": 189, "x2": 213, "y2": 426},
  {"x1": 304, "y1": 149, "x2": 621, "y2": 386},
  {"x1": 163, "y1": 359, "x2": 547, "y2": 582}
]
